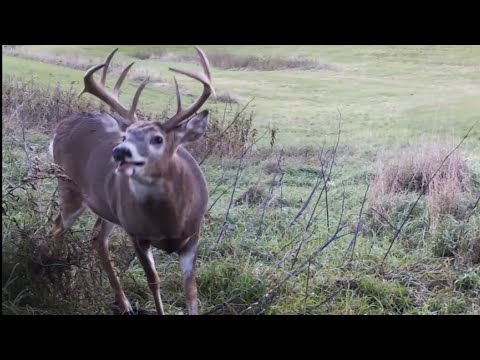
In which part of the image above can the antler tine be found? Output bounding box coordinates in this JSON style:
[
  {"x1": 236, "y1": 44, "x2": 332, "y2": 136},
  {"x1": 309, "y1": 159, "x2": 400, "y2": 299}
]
[
  {"x1": 78, "y1": 48, "x2": 147, "y2": 124},
  {"x1": 101, "y1": 48, "x2": 119, "y2": 86},
  {"x1": 163, "y1": 46, "x2": 215, "y2": 130},
  {"x1": 194, "y1": 46, "x2": 213, "y2": 88},
  {"x1": 78, "y1": 63, "x2": 105, "y2": 98},
  {"x1": 129, "y1": 77, "x2": 149, "y2": 120},
  {"x1": 113, "y1": 62, "x2": 135, "y2": 98},
  {"x1": 173, "y1": 76, "x2": 182, "y2": 114}
]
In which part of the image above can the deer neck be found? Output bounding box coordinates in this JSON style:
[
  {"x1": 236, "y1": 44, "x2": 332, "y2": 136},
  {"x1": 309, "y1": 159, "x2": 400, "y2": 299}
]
[
  {"x1": 127, "y1": 156, "x2": 184, "y2": 204},
  {"x1": 128, "y1": 177, "x2": 167, "y2": 203}
]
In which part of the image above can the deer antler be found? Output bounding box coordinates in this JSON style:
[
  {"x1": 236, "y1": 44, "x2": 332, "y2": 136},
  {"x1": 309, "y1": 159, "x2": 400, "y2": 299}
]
[
  {"x1": 79, "y1": 48, "x2": 148, "y2": 124},
  {"x1": 163, "y1": 46, "x2": 215, "y2": 130}
]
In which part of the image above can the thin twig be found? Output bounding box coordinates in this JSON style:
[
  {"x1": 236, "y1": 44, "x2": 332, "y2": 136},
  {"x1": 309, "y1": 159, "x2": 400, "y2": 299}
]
[
  {"x1": 307, "y1": 266, "x2": 374, "y2": 311},
  {"x1": 20, "y1": 117, "x2": 33, "y2": 179},
  {"x1": 303, "y1": 259, "x2": 312, "y2": 314},
  {"x1": 199, "y1": 97, "x2": 255, "y2": 166},
  {"x1": 208, "y1": 182, "x2": 235, "y2": 212},
  {"x1": 277, "y1": 186, "x2": 346, "y2": 268},
  {"x1": 209, "y1": 166, "x2": 230, "y2": 197},
  {"x1": 286, "y1": 118, "x2": 341, "y2": 233},
  {"x1": 465, "y1": 194, "x2": 479, "y2": 223},
  {"x1": 204, "y1": 229, "x2": 355, "y2": 315},
  {"x1": 306, "y1": 156, "x2": 328, "y2": 232},
  {"x1": 238, "y1": 166, "x2": 280, "y2": 249},
  {"x1": 209, "y1": 129, "x2": 270, "y2": 255},
  {"x1": 255, "y1": 150, "x2": 285, "y2": 239},
  {"x1": 286, "y1": 172, "x2": 323, "y2": 231},
  {"x1": 346, "y1": 183, "x2": 370, "y2": 260},
  {"x1": 239, "y1": 224, "x2": 347, "y2": 315},
  {"x1": 276, "y1": 152, "x2": 333, "y2": 257},
  {"x1": 370, "y1": 206, "x2": 398, "y2": 232}
]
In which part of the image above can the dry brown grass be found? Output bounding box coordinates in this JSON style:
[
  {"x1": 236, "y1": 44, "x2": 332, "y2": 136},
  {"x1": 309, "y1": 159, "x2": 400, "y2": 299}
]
[
  {"x1": 1, "y1": 154, "x2": 125, "y2": 313},
  {"x1": 184, "y1": 107, "x2": 258, "y2": 161},
  {"x1": 213, "y1": 91, "x2": 239, "y2": 104},
  {"x1": 130, "y1": 49, "x2": 167, "y2": 60},
  {"x1": 369, "y1": 141, "x2": 473, "y2": 225},
  {"x1": 467, "y1": 237, "x2": 480, "y2": 265},
  {"x1": 4, "y1": 48, "x2": 166, "y2": 86},
  {"x1": 172, "y1": 51, "x2": 333, "y2": 71},
  {"x1": 2, "y1": 76, "x2": 100, "y2": 133},
  {"x1": 235, "y1": 184, "x2": 266, "y2": 206}
]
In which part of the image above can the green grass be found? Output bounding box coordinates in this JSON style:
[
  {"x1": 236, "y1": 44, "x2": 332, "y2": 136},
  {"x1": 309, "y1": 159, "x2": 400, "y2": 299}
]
[{"x1": 2, "y1": 45, "x2": 479, "y2": 315}]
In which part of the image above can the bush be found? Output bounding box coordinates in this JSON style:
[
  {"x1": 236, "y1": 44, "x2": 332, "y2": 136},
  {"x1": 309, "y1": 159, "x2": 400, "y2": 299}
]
[{"x1": 369, "y1": 142, "x2": 473, "y2": 226}]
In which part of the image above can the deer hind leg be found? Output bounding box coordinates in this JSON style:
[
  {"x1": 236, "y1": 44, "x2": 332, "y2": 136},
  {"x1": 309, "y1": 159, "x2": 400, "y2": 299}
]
[
  {"x1": 179, "y1": 234, "x2": 200, "y2": 315},
  {"x1": 52, "y1": 179, "x2": 86, "y2": 255},
  {"x1": 133, "y1": 239, "x2": 165, "y2": 315},
  {"x1": 91, "y1": 217, "x2": 134, "y2": 315}
]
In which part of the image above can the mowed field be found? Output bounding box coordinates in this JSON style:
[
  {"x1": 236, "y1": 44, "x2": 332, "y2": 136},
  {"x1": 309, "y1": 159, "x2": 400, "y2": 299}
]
[{"x1": 2, "y1": 45, "x2": 479, "y2": 315}]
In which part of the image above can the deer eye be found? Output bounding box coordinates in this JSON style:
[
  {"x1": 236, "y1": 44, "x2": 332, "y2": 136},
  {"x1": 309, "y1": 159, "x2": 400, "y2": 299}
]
[{"x1": 151, "y1": 135, "x2": 163, "y2": 145}]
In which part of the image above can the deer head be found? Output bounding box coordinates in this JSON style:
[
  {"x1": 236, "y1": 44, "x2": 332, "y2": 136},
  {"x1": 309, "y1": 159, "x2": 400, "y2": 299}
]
[{"x1": 80, "y1": 46, "x2": 215, "y2": 185}]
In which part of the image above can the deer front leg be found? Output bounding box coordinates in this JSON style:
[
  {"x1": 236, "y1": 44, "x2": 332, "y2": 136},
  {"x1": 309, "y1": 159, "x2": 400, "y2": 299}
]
[
  {"x1": 133, "y1": 239, "x2": 165, "y2": 315},
  {"x1": 92, "y1": 218, "x2": 133, "y2": 315},
  {"x1": 179, "y1": 235, "x2": 200, "y2": 315}
]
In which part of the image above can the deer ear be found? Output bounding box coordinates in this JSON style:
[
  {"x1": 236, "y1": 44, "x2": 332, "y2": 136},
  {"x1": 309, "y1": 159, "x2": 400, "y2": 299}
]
[{"x1": 175, "y1": 110, "x2": 209, "y2": 143}]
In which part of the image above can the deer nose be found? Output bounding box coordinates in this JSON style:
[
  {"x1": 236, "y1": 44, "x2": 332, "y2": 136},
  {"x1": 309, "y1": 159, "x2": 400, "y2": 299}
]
[{"x1": 112, "y1": 146, "x2": 132, "y2": 162}]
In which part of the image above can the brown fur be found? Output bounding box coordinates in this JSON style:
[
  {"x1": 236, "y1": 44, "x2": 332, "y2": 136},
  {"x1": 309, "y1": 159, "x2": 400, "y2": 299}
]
[
  {"x1": 51, "y1": 113, "x2": 208, "y2": 314},
  {"x1": 51, "y1": 46, "x2": 214, "y2": 315}
]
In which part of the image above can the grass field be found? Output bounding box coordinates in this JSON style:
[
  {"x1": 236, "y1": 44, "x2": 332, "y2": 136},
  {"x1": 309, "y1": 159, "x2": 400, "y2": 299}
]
[{"x1": 2, "y1": 45, "x2": 479, "y2": 315}]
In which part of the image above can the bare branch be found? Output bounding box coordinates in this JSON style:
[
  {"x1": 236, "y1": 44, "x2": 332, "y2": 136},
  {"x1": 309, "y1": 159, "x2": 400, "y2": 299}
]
[
  {"x1": 370, "y1": 206, "x2": 398, "y2": 232},
  {"x1": 199, "y1": 97, "x2": 256, "y2": 166},
  {"x1": 208, "y1": 129, "x2": 270, "y2": 256},
  {"x1": 465, "y1": 194, "x2": 480, "y2": 223},
  {"x1": 345, "y1": 183, "x2": 370, "y2": 260}
]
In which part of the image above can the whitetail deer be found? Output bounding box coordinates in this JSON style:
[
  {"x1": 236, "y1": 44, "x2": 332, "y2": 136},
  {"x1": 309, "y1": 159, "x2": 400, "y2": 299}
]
[{"x1": 49, "y1": 47, "x2": 215, "y2": 315}]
